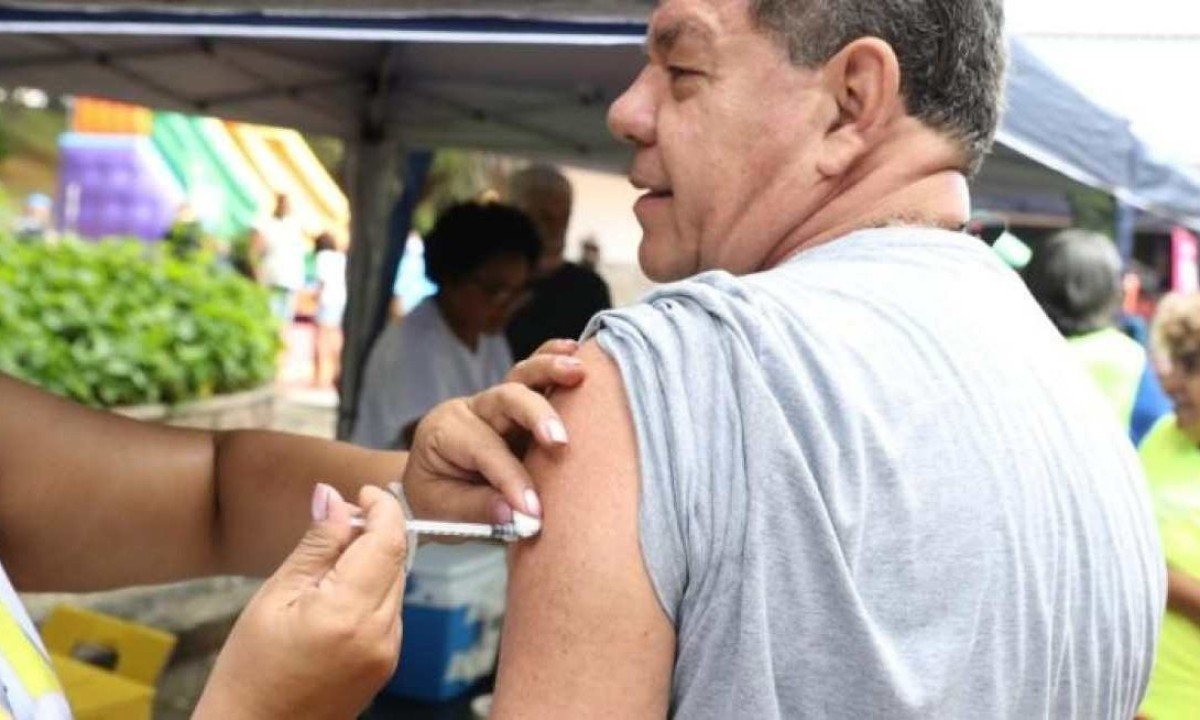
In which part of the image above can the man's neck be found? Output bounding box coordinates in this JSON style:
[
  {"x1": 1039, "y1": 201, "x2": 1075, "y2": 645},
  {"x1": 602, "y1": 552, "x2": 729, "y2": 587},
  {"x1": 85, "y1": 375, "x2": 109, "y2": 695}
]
[{"x1": 762, "y1": 129, "x2": 972, "y2": 270}]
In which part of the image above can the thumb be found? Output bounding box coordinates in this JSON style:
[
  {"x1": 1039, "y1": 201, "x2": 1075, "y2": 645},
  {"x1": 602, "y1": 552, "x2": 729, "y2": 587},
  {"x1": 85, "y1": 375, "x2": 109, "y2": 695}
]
[{"x1": 272, "y1": 483, "x2": 356, "y2": 590}]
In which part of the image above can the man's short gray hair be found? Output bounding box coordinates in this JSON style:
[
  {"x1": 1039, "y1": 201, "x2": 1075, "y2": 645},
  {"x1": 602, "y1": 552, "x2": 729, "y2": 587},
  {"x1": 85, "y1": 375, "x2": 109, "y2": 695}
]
[
  {"x1": 508, "y1": 163, "x2": 573, "y2": 210},
  {"x1": 1022, "y1": 229, "x2": 1123, "y2": 338},
  {"x1": 749, "y1": 0, "x2": 1006, "y2": 175}
]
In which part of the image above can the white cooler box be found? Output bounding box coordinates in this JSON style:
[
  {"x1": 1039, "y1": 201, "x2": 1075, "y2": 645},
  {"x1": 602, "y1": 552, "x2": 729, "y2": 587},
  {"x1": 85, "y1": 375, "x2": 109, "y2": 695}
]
[{"x1": 384, "y1": 542, "x2": 508, "y2": 702}]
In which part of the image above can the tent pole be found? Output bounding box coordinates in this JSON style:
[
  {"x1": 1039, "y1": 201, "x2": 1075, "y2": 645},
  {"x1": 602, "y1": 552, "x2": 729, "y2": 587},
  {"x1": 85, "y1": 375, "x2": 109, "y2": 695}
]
[
  {"x1": 336, "y1": 149, "x2": 434, "y2": 440},
  {"x1": 337, "y1": 134, "x2": 401, "y2": 440}
]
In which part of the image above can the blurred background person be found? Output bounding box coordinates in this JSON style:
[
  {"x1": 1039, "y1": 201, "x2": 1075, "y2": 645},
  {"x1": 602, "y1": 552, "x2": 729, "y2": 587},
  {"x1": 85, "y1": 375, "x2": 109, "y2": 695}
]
[
  {"x1": 1121, "y1": 262, "x2": 1156, "y2": 347},
  {"x1": 504, "y1": 164, "x2": 611, "y2": 362},
  {"x1": 252, "y1": 193, "x2": 307, "y2": 329},
  {"x1": 1137, "y1": 292, "x2": 1200, "y2": 719},
  {"x1": 352, "y1": 202, "x2": 540, "y2": 450},
  {"x1": 580, "y1": 235, "x2": 601, "y2": 272},
  {"x1": 13, "y1": 192, "x2": 53, "y2": 243},
  {"x1": 312, "y1": 231, "x2": 347, "y2": 388},
  {"x1": 163, "y1": 201, "x2": 204, "y2": 258},
  {"x1": 390, "y1": 230, "x2": 438, "y2": 320},
  {"x1": 1024, "y1": 229, "x2": 1171, "y2": 444}
]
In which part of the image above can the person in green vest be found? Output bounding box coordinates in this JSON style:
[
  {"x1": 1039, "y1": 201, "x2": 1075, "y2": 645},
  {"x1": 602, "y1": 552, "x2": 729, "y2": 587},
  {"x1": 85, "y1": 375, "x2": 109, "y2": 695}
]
[
  {"x1": 1138, "y1": 291, "x2": 1200, "y2": 719},
  {"x1": 1024, "y1": 229, "x2": 1171, "y2": 444}
]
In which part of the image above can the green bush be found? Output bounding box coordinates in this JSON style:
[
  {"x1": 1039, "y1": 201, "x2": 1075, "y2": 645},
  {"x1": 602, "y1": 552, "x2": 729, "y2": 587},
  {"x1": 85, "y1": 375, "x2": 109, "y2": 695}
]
[{"x1": 0, "y1": 234, "x2": 280, "y2": 407}]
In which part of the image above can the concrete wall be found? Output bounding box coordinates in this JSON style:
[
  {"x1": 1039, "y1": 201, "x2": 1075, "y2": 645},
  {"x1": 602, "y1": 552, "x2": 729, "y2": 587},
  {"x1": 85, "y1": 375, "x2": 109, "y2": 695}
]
[
  {"x1": 113, "y1": 385, "x2": 276, "y2": 431},
  {"x1": 561, "y1": 164, "x2": 657, "y2": 308}
]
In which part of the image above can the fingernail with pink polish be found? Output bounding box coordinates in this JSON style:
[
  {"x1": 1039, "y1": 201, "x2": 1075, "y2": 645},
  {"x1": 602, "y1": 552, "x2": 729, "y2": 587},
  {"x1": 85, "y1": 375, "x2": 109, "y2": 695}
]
[
  {"x1": 311, "y1": 483, "x2": 333, "y2": 522},
  {"x1": 524, "y1": 489, "x2": 542, "y2": 517},
  {"x1": 493, "y1": 498, "x2": 515, "y2": 524},
  {"x1": 543, "y1": 418, "x2": 569, "y2": 444}
]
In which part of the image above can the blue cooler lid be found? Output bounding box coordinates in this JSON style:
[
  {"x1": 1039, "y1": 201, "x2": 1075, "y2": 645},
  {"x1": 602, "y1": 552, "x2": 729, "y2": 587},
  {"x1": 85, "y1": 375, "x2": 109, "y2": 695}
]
[{"x1": 410, "y1": 543, "x2": 506, "y2": 580}]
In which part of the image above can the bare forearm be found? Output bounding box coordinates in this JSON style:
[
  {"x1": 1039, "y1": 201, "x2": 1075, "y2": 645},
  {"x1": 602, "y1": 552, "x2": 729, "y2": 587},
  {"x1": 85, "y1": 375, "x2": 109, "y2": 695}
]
[
  {"x1": 1167, "y1": 566, "x2": 1200, "y2": 628},
  {"x1": 211, "y1": 430, "x2": 406, "y2": 576}
]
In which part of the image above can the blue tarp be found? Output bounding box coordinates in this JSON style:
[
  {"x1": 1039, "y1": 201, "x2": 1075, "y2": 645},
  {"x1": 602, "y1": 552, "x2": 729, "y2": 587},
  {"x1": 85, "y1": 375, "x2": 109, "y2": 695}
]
[{"x1": 1001, "y1": 37, "x2": 1200, "y2": 224}]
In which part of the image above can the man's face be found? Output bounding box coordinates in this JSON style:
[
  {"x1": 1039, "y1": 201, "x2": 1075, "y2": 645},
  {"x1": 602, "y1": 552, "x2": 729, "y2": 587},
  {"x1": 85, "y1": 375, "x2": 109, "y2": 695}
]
[
  {"x1": 1161, "y1": 354, "x2": 1200, "y2": 442},
  {"x1": 607, "y1": 0, "x2": 835, "y2": 281},
  {"x1": 444, "y1": 254, "x2": 532, "y2": 335}
]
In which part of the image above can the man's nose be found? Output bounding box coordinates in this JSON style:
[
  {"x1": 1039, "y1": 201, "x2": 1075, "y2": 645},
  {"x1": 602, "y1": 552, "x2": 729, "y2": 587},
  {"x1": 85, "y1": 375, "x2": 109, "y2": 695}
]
[{"x1": 607, "y1": 66, "x2": 657, "y2": 147}]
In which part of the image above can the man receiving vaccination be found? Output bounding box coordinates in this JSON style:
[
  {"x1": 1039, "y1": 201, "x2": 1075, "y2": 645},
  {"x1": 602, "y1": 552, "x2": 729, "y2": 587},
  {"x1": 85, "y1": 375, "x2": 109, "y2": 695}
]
[{"x1": 478, "y1": 0, "x2": 1165, "y2": 718}]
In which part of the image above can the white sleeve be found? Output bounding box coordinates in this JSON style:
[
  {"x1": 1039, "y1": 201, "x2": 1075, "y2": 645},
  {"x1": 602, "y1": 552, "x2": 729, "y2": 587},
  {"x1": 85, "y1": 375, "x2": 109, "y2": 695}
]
[
  {"x1": 351, "y1": 338, "x2": 401, "y2": 449},
  {"x1": 314, "y1": 252, "x2": 332, "y2": 283},
  {"x1": 351, "y1": 326, "x2": 432, "y2": 449}
]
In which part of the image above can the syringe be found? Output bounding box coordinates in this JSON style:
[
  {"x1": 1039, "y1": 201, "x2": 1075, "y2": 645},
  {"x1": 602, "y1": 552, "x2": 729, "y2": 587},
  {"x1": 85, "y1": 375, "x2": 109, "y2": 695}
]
[{"x1": 348, "y1": 512, "x2": 541, "y2": 543}]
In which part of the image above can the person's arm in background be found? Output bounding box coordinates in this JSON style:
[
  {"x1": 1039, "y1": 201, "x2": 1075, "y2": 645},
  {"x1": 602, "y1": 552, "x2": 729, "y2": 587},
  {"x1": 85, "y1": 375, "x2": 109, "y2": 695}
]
[
  {"x1": 248, "y1": 227, "x2": 268, "y2": 283},
  {"x1": 489, "y1": 341, "x2": 674, "y2": 718},
  {"x1": 0, "y1": 342, "x2": 582, "y2": 592},
  {"x1": 1131, "y1": 360, "x2": 1173, "y2": 446},
  {"x1": 1167, "y1": 565, "x2": 1200, "y2": 628}
]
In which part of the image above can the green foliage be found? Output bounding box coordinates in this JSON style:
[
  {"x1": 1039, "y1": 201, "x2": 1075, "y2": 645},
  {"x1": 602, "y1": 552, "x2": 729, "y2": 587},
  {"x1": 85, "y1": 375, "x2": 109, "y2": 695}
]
[
  {"x1": 1067, "y1": 186, "x2": 1117, "y2": 237},
  {"x1": 412, "y1": 150, "x2": 518, "y2": 235},
  {"x1": 0, "y1": 100, "x2": 65, "y2": 161},
  {"x1": 0, "y1": 234, "x2": 280, "y2": 407},
  {"x1": 303, "y1": 133, "x2": 345, "y2": 183},
  {"x1": 0, "y1": 114, "x2": 9, "y2": 162},
  {"x1": 0, "y1": 183, "x2": 12, "y2": 232},
  {"x1": 0, "y1": 101, "x2": 66, "y2": 203},
  {"x1": 163, "y1": 218, "x2": 221, "y2": 261}
]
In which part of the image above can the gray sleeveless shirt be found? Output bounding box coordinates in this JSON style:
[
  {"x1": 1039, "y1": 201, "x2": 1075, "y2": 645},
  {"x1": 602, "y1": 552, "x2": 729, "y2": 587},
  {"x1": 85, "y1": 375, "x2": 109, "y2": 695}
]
[{"x1": 586, "y1": 227, "x2": 1163, "y2": 718}]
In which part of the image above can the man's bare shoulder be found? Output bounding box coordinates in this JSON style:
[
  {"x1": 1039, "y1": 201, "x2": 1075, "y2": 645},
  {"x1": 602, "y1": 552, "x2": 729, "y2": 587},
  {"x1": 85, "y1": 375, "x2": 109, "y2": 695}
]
[{"x1": 490, "y1": 340, "x2": 674, "y2": 719}]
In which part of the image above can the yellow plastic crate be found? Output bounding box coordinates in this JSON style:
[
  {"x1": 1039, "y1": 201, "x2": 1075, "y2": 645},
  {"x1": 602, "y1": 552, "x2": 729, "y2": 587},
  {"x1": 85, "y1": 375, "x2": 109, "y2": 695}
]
[
  {"x1": 50, "y1": 656, "x2": 153, "y2": 720},
  {"x1": 40, "y1": 605, "x2": 176, "y2": 720}
]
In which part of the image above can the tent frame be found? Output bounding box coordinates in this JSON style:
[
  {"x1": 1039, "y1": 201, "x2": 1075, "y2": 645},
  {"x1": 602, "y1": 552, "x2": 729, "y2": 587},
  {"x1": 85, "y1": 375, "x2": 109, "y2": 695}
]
[{"x1": 3, "y1": 3, "x2": 1200, "y2": 436}]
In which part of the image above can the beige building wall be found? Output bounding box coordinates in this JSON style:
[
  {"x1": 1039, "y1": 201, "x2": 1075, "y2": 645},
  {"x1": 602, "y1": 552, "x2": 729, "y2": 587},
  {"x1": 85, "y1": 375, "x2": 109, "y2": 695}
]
[{"x1": 561, "y1": 164, "x2": 657, "y2": 308}]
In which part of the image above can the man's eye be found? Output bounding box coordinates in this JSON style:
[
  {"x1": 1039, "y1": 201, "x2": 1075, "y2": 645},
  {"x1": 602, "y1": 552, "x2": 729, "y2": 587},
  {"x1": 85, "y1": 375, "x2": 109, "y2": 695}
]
[{"x1": 667, "y1": 66, "x2": 700, "y2": 82}]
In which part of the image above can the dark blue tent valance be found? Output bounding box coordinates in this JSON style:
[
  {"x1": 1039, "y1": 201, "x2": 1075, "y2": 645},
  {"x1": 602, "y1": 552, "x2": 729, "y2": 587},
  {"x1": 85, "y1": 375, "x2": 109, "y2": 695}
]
[{"x1": 0, "y1": 5, "x2": 1197, "y2": 224}]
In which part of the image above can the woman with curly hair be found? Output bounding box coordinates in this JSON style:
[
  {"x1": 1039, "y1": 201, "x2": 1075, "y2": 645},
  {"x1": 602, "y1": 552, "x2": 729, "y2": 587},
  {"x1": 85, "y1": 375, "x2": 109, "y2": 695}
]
[
  {"x1": 352, "y1": 201, "x2": 543, "y2": 451},
  {"x1": 1138, "y1": 292, "x2": 1200, "y2": 718}
]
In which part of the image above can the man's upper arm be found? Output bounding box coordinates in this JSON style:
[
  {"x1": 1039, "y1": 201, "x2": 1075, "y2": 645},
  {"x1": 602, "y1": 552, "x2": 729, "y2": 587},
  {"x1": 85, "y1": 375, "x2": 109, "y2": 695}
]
[{"x1": 491, "y1": 340, "x2": 675, "y2": 719}]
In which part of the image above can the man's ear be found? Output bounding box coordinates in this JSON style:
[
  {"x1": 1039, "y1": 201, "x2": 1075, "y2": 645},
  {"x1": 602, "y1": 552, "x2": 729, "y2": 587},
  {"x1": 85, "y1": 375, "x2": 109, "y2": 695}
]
[{"x1": 816, "y1": 37, "x2": 904, "y2": 178}]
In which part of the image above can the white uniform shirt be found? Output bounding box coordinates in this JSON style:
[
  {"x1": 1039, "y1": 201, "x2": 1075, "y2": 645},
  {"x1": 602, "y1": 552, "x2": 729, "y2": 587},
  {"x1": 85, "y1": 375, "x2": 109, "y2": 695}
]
[
  {"x1": 352, "y1": 298, "x2": 512, "y2": 449},
  {"x1": 257, "y1": 215, "x2": 306, "y2": 291},
  {"x1": 314, "y1": 250, "x2": 348, "y2": 313}
]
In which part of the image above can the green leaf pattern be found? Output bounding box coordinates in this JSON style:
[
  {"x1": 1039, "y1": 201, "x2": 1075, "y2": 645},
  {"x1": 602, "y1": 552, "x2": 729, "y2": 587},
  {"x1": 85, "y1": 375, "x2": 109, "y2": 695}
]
[{"x1": 0, "y1": 235, "x2": 280, "y2": 407}]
